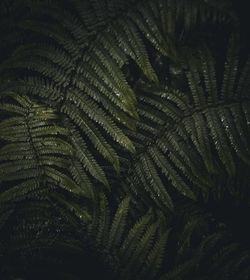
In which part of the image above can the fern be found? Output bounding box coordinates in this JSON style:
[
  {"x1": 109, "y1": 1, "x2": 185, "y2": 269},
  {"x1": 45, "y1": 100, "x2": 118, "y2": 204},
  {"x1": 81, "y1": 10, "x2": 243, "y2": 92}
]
[
  {"x1": 0, "y1": 93, "x2": 96, "y2": 213},
  {"x1": 0, "y1": 0, "x2": 249, "y2": 279},
  {"x1": 119, "y1": 36, "x2": 250, "y2": 210},
  {"x1": 0, "y1": 0, "x2": 238, "y2": 206},
  {"x1": 86, "y1": 194, "x2": 169, "y2": 280}
]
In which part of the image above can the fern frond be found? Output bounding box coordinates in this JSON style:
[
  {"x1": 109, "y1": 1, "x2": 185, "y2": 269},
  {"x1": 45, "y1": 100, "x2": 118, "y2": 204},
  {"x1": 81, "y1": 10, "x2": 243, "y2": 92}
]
[
  {"x1": 87, "y1": 194, "x2": 169, "y2": 280},
  {"x1": 119, "y1": 38, "x2": 250, "y2": 210},
  {"x1": 108, "y1": 196, "x2": 130, "y2": 249},
  {"x1": 139, "y1": 230, "x2": 169, "y2": 279},
  {"x1": 120, "y1": 222, "x2": 159, "y2": 279},
  {"x1": 68, "y1": 128, "x2": 109, "y2": 188},
  {"x1": 0, "y1": 94, "x2": 93, "y2": 206}
]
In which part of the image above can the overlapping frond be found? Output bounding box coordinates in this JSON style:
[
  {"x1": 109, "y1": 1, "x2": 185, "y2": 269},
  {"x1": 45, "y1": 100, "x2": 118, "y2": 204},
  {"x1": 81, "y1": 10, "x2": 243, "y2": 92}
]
[
  {"x1": 87, "y1": 194, "x2": 168, "y2": 280},
  {"x1": 0, "y1": 93, "x2": 95, "y2": 211},
  {"x1": 0, "y1": 0, "x2": 249, "y2": 279},
  {"x1": 0, "y1": 0, "x2": 237, "y2": 203},
  {"x1": 119, "y1": 36, "x2": 250, "y2": 210}
]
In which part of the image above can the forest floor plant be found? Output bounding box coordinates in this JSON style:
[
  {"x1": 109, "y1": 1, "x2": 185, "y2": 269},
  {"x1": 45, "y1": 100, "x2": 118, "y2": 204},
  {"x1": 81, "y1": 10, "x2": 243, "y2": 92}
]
[{"x1": 0, "y1": 0, "x2": 250, "y2": 279}]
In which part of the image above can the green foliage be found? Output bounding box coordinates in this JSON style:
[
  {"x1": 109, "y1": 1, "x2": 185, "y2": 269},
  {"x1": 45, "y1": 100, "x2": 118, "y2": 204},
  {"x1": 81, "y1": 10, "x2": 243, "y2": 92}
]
[
  {"x1": 0, "y1": 94, "x2": 95, "y2": 200},
  {"x1": 120, "y1": 36, "x2": 250, "y2": 211},
  {"x1": 86, "y1": 194, "x2": 169, "y2": 280},
  {"x1": 0, "y1": 0, "x2": 249, "y2": 279}
]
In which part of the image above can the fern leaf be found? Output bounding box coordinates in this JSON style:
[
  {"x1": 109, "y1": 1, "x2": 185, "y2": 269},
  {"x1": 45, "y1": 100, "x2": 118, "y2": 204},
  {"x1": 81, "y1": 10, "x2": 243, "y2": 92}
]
[{"x1": 108, "y1": 197, "x2": 130, "y2": 249}]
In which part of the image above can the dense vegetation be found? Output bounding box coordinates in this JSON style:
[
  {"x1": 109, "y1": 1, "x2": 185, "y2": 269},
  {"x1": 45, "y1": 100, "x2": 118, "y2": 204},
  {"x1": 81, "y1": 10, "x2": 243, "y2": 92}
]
[{"x1": 0, "y1": 0, "x2": 250, "y2": 279}]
